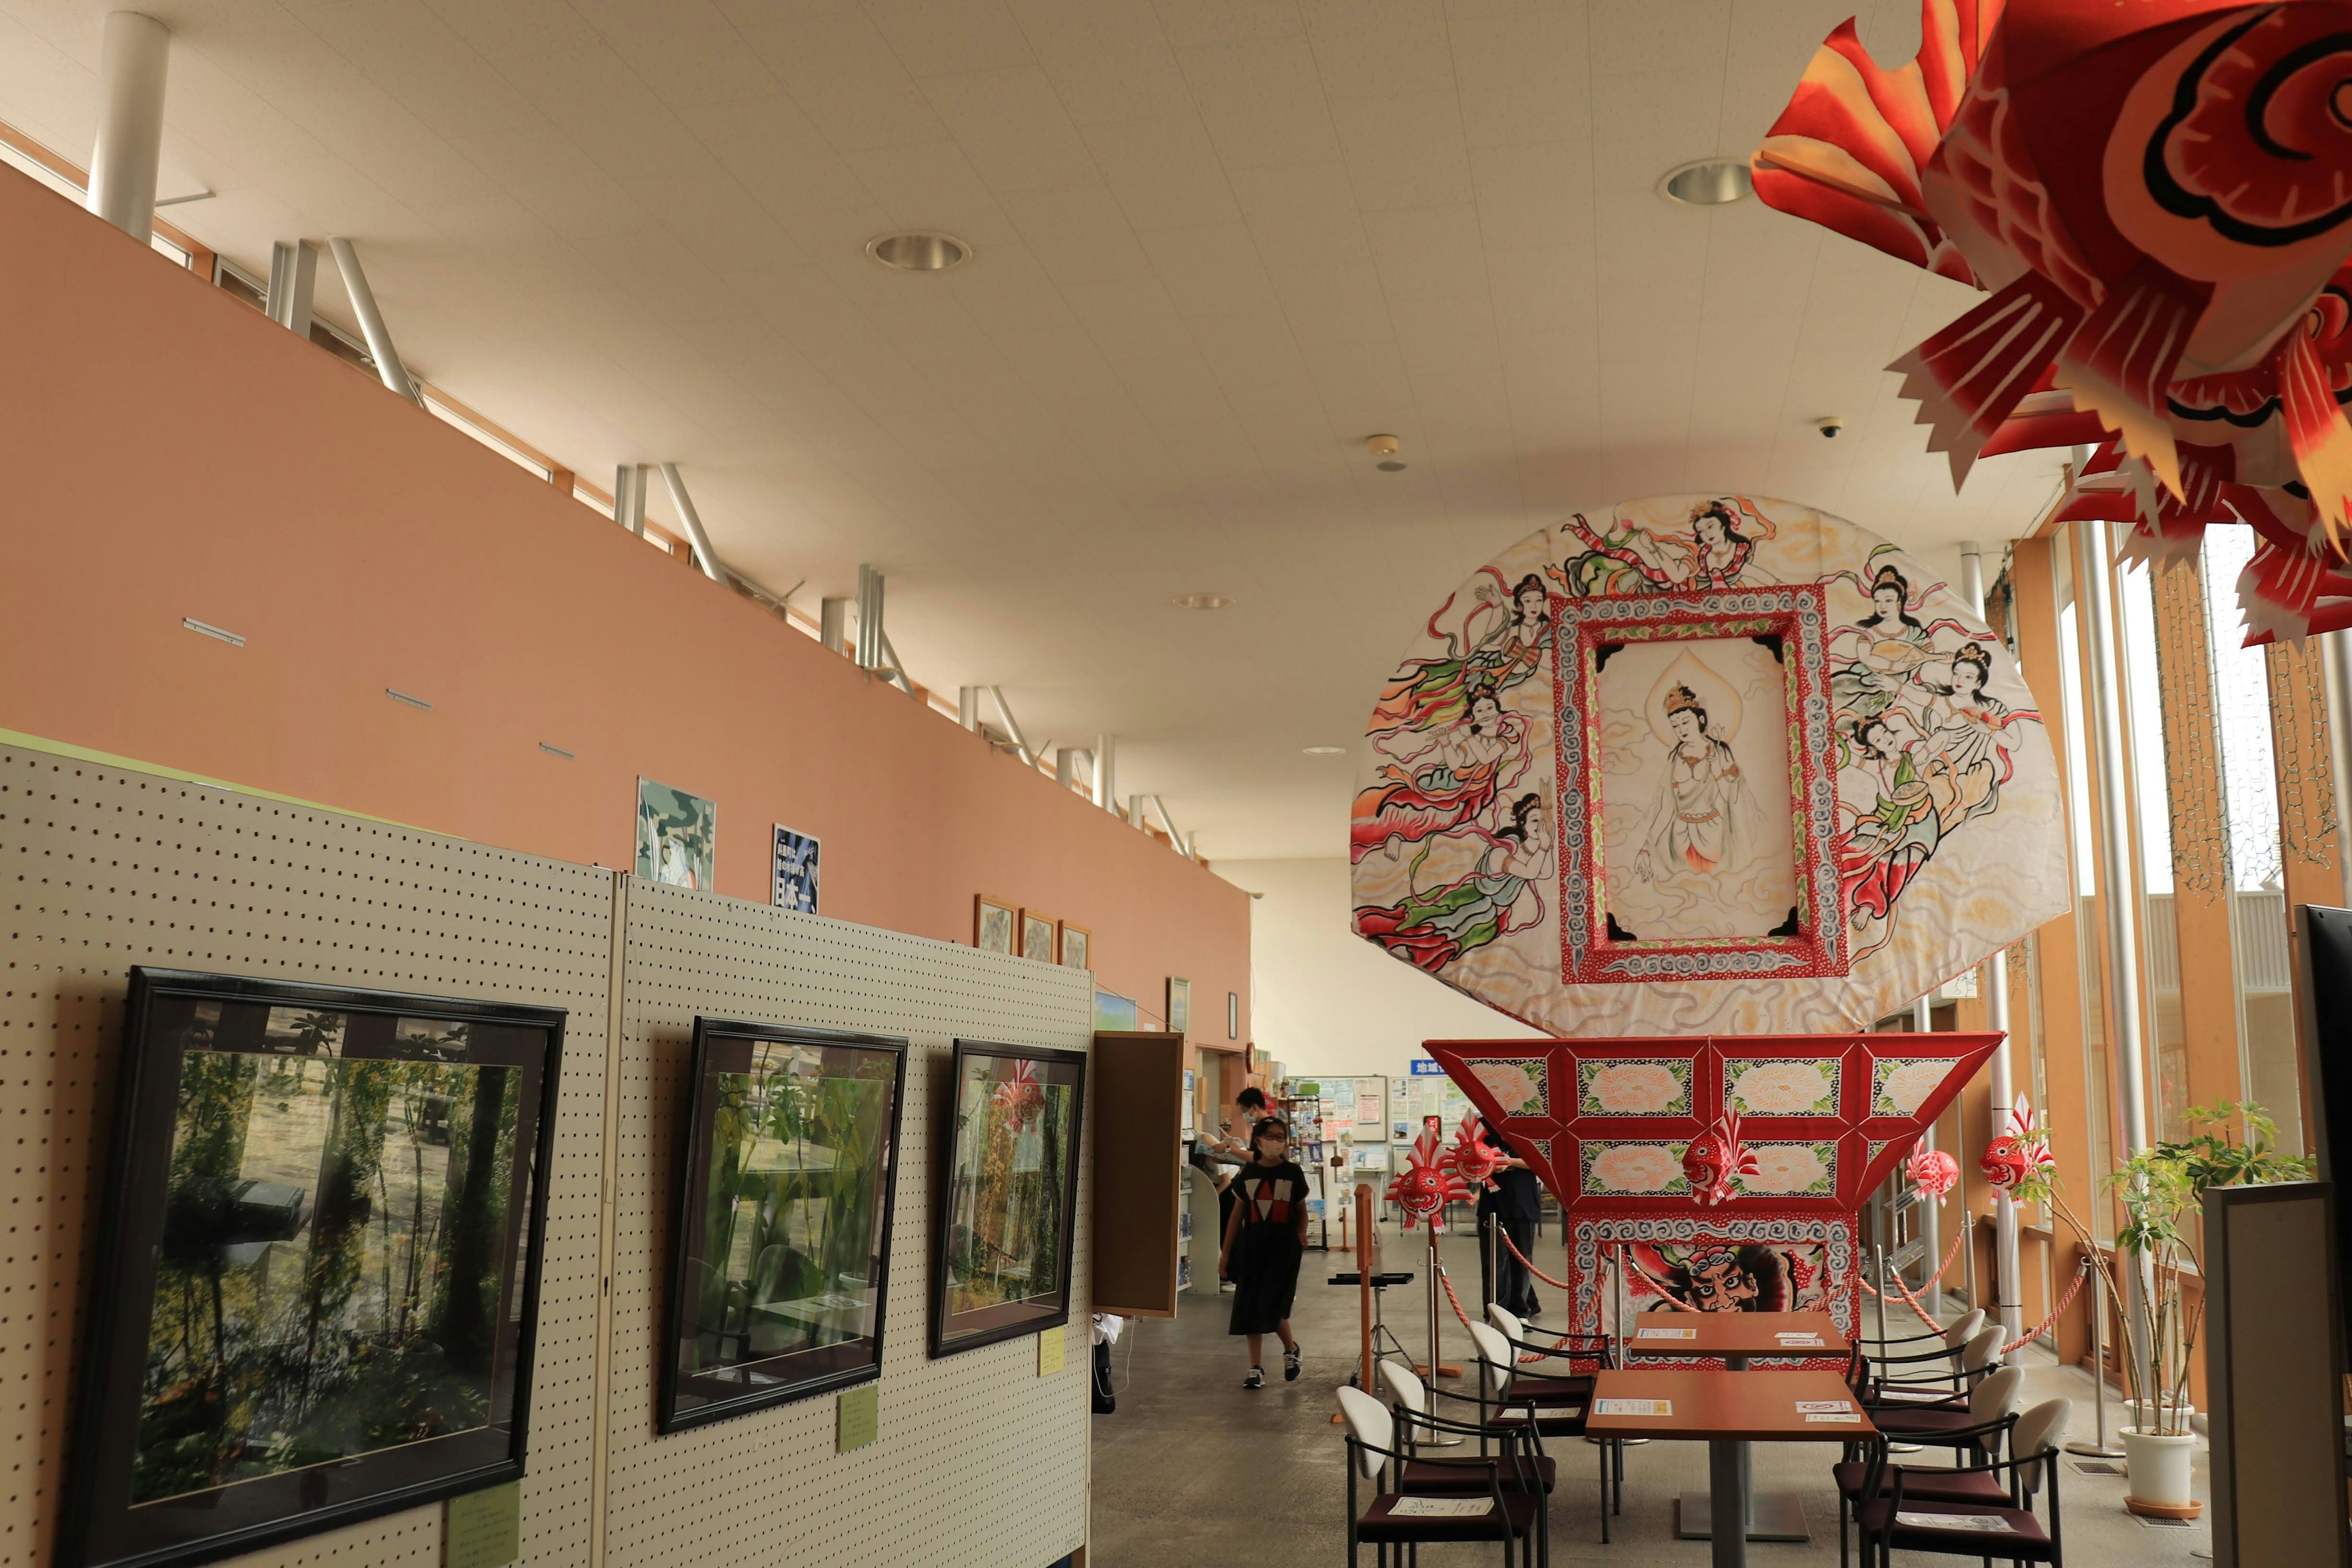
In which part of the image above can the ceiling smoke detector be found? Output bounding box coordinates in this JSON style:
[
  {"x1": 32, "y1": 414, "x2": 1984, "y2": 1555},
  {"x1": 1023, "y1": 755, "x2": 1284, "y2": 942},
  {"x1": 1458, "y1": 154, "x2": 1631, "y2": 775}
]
[
  {"x1": 866, "y1": 232, "x2": 971, "y2": 271},
  {"x1": 1365, "y1": 433, "x2": 1406, "y2": 472},
  {"x1": 1658, "y1": 158, "x2": 1754, "y2": 207},
  {"x1": 1172, "y1": 592, "x2": 1234, "y2": 610}
]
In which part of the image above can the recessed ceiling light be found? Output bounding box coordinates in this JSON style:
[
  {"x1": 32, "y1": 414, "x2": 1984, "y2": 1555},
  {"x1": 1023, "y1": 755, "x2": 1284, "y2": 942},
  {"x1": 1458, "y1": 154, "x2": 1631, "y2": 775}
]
[
  {"x1": 1172, "y1": 593, "x2": 1234, "y2": 610},
  {"x1": 1658, "y1": 158, "x2": 1754, "y2": 207},
  {"x1": 1303, "y1": 745, "x2": 1347, "y2": 756},
  {"x1": 866, "y1": 232, "x2": 971, "y2": 271}
]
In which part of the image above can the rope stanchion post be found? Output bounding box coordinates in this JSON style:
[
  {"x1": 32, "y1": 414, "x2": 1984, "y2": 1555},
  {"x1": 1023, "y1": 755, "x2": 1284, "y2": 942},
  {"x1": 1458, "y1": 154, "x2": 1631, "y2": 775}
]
[{"x1": 1338, "y1": 1183, "x2": 1372, "y2": 1427}]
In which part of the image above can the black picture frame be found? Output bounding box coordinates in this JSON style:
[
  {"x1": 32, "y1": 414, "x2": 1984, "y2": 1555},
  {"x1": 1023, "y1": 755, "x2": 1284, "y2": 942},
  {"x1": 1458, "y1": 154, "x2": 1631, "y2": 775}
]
[
  {"x1": 657, "y1": 1019, "x2": 908, "y2": 1433},
  {"x1": 929, "y1": 1041, "x2": 1087, "y2": 1358},
  {"x1": 62, "y1": 968, "x2": 567, "y2": 1568}
]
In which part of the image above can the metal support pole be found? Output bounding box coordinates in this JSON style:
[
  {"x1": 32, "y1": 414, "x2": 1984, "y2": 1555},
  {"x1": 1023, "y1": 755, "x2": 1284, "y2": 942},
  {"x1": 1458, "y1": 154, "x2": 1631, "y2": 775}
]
[
  {"x1": 820, "y1": 598, "x2": 849, "y2": 654},
  {"x1": 86, "y1": 12, "x2": 169, "y2": 240},
  {"x1": 2066, "y1": 1258, "x2": 2127, "y2": 1457},
  {"x1": 1127, "y1": 793, "x2": 1147, "y2": 829},
  {"x1": 955, "y1": 685, "x2": 979, "y2": 729},
  {"x1": 1873, "y1": 1243, "x2": 1888, "y2": 1348},
  {"x1": 854, "y1": 565, "x2": 882, "y2": 671},
  {"x1": 987, "y1": 687, "x2": 1033, "y2": 766},
  {"x1": 266, "y1": 241, "x2": 317, "y2": 337},
  {"x1": 2071, "y1": 510, "x2": 2157, "y2": 1401},
  {"x1": 1150, "y1": 795, "x2": 1196, "y2": 861},
  {"x1": 326, "y1": 238, "x2": 423, "y2": 405},
  {"x1": 2325, "y1": 628, "x2": 2352, "y2": 882},
  {"x1": 1913, "y1": 994, "x2": 1937, "y2": 1313},
  {"x1": 1093, "y1": 735, "x2": 1117, "y2": 810},
  {"x1": 657, "y1": 463, "x2": 728, "y2": 585},
  {"x1": 1054, "y1": 748, "x2": 1076, "y2": 788},
  {"x1": 876, "y1": 630, "x2": 913, "y2": 695}
]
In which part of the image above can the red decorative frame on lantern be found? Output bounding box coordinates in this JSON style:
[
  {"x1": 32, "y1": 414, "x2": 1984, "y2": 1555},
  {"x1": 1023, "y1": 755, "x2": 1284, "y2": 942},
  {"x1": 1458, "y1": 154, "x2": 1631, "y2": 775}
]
[
  {"x1": 1430, "y1": 1033, "x2": 1997, "y2": 1360},
  {"x1": 1549, "y1": 586, "x2": 1845, "y2": 987}
]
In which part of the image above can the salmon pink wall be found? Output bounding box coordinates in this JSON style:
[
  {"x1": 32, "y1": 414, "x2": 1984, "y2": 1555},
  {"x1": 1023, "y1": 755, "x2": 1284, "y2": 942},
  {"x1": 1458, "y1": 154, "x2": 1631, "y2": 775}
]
[{"x1": 0, "y1": 167, "x2": 1248, "y2": 1036}]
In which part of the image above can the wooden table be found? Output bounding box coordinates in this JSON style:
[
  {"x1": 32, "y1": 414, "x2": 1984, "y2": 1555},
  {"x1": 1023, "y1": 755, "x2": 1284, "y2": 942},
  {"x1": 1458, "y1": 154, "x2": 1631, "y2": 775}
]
[
  {"x1": 1619, "y1": 1309, "x2": 1849, "y2": 1370},
  {"x1": 1585, "y1": 1368, "x2": 1875, "y2": 1568}
]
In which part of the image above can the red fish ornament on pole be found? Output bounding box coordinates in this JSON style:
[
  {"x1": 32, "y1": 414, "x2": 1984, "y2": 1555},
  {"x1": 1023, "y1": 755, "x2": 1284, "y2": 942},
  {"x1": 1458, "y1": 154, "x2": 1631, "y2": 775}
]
[
  {"x1": 1754, "y1": 0, "x2": 2352, "y2": 643},
  {"x1": 1447, "y1": 1110, "x2": 1507, "y2": 1193},
  {"x1": 1387, "y1": 1121, "x2": 1471, "y2": 1232},
  {"x1": 1681, "y1": 1107, "x2": 1760, "y2": 1208},
  {"x1": 1980, "y1": 1095, "x2": 2057, "y2": 1192},
  {"x1": 1907, "y1": 1143, "x2": 1962, "y2": 1202}
]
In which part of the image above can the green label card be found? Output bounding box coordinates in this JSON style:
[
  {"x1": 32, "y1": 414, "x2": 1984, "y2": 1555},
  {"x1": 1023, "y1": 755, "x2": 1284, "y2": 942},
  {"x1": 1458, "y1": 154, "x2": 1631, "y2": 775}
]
[
  {"x1": 445, "y1": 1481, "x2": 521, "y2": 1568},
  {"x1": 1038, "y1": 1325, "x2": 1065, "y2": 1377},
  {"x1": 837, "y1": 1384, "x2": 878, "y2": 1452}
]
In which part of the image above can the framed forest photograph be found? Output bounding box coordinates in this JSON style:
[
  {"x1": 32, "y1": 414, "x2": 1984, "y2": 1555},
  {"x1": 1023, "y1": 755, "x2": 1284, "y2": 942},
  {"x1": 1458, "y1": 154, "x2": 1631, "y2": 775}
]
[
  {"x1": 930, "y1": 1042, "x2": 1087, "y2": 1357},
  {"x1": 660, "y1": 1020, "x2": 907, "y2": 1431},
  {"x1": 64, "y1": 969, "x2": 565, "y2": 1568}
]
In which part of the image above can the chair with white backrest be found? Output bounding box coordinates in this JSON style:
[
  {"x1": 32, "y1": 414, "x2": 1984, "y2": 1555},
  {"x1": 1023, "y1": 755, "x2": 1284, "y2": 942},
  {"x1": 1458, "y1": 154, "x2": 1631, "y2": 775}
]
[
  {"x1": 1856, "y1": 1305, "x2": 1985, "y2": 1362},
  {"x1": 1830, "y1": 1366, "x2": 2025, "y2": 1568},
  {"x1": 1377, "y1": 1360, "x2": 1553, "y2": 1564},
  {"x1": 1868, "y1": 1362, "x2": 2024, "y2": 1464},
  {"x1": 1855, "y1": 1396, "x2": 2073, "y2": 1566},
  {"x1": 1335, "y1": 1384, "x2": 1544, "y2": 1567},
  {"x1": 1487, "y1": 1298, "x2": 1624, "y2": 1517},
  {"x1": 1468, "y1": 1321, "x2": 1613, "y2": 1542},
  {"x1": 1862, "y1": 1322, "x2": 2004, "y2": 1407}
]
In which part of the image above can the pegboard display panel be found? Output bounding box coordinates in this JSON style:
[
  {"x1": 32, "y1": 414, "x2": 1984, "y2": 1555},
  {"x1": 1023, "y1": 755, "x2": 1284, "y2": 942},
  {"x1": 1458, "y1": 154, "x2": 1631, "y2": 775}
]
[
  {"x1": 0, "y1": 742, "x2": 614, "y2": 1568},
  {"x1": 606, "y1": 882, "x2": 1095, "y2": 1568}
]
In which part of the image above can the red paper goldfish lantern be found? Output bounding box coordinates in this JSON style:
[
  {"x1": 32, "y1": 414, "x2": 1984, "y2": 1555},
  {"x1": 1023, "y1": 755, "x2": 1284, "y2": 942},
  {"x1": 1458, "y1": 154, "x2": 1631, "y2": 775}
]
[
  {"x1": 1446, "y1": 1110, "x2": 1507, "y2": 1193},
  {"x1": 1387, "y1": 1123, "x2": 1471, "y2": 1232},
  {"x1": 1906, "y1": 1144, "x2": 1961, "y2": 1202},
  {"x1": 1980, "y1": 1095, "x2": 2054, "y2": 1192},
  {"x1": 1681, "y1": 1109, "x2": 1759, "y2": 1208},
  {"x1": 1755, "y1": 0, "x2": 2352, "y2": 643}
]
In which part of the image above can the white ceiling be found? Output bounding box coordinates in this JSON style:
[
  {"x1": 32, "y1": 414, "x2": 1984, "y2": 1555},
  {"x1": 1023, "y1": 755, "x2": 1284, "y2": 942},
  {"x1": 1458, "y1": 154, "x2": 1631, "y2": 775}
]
[{"x1": 0, "y1": 0, "x2": 2067, "y2": 859}]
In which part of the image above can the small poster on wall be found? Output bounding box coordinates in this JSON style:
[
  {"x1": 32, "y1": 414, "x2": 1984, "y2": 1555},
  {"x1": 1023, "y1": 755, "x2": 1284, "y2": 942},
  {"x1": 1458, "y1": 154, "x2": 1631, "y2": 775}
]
[
  {"x1": 1058, "y1": 922, "x2": 1091, "y2": 971},
  {"x1": 637, "y1": 777, "x2": 715, "y2": 889},
  {"x1": 1167, "y1": 976, "x2": 1191, "y2": 1035},
  {"x1": 974, "y1": 895, "x2": 1016, "y2": 955},
  {"x1": 771, "y1": 825, "x2": 820, "y2": 914},
  {"x1": 1019, "y1": 909, "x2": 1057, "y2": 963}
]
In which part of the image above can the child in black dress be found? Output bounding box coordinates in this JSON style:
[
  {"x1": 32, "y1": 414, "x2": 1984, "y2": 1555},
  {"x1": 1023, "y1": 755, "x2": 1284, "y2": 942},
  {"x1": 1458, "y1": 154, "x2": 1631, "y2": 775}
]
[{"x1": 1218, "y1": 1116, "x2": 1307, "y2": 1389}]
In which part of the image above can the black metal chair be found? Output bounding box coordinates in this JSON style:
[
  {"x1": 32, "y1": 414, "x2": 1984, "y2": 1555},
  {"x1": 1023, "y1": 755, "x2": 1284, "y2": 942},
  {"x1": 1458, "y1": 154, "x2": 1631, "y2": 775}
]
[
  {"x1": 1376, "y1": 1361, "x2": 1552, "y2": 1568},
  {"x1": 1852, "y1": 1398, "x2": 2073, "y2": 1566},
  {"x1": 1466, "y1": 1320, "x2": 1618, "y2": 1542},
  {"x1": 1336, "y1": 1384, "x2": 1545, "y2": 1567}
]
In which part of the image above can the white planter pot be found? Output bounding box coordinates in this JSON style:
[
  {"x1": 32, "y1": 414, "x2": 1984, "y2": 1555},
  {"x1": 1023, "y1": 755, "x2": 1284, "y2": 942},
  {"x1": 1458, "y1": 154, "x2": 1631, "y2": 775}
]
[
  {"x1": 2121, "y1": 1426, "x2": 2199, "y2": 1516},
  {"x1": 2127, "y1": 1396, "x2": 2195, "y2": 1431}
]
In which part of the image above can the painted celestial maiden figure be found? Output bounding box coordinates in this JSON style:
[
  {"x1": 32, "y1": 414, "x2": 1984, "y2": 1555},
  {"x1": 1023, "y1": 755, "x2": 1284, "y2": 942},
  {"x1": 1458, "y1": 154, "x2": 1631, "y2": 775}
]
[
  {"x1": 1556, "y1": 497, "x2": 1771, "y2": 597},
  {"x1": 1350, "y1": 682, "x2": 1527, "y2": 864},
  {"x1": 1633, "y1": 685, "x2": 1749, "y2": 882},
  {"x1": 1355, "y1": 793, "x2": 1554, "y2": 973}
]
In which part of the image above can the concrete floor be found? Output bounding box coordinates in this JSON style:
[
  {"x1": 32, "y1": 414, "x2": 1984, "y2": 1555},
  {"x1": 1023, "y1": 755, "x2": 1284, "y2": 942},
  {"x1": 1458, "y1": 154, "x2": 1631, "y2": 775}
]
[{"x1": 1090, "y1": 1231, "x2": 2214, "y2": 1564}]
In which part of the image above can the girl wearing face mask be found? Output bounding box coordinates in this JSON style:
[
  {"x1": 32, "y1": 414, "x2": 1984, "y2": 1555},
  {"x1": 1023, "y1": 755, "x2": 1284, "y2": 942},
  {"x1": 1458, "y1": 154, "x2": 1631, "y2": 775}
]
[{"x1": 1218, "y1": 1115, "x2": 1308, "y2": 1389}]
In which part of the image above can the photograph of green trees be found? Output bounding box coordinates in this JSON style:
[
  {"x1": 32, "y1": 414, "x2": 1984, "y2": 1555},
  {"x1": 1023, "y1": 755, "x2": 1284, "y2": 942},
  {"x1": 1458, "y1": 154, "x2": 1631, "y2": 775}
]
[
  {"x1": 662, "y1": 1023, "x2": 907, "y2": 1430},
  {"x1": 930, "y1": 1042, "x2": 1085, "y2": 1357},
  {"x1": 66, "y1": 971, "x2": 562, "y2": 1568}
]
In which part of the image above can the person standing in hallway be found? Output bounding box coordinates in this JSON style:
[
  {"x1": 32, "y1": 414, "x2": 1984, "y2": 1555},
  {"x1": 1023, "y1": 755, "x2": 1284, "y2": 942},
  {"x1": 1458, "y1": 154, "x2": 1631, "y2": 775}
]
[
  {"x1": 1478, "y1": 1131, "x2": 1545, "y2": 1318},
  {"x1": 1208, "y1": 1085, "x2": 1267, "y2": 1264},
  {"x1": 1218, "y1": 1115, "x2": 1307, "y2": 1389}
]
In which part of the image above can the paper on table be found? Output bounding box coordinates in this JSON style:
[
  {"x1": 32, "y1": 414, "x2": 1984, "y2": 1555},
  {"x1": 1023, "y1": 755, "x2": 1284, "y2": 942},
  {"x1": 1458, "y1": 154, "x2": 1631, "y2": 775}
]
[
  {"x1": 1795, "y1": 1400, "x2": 1852, "y2": 1412},
  {"x1": 1635, "y1": 1327, "x2": 1697, "y2": 1340},
  {"x1": 1391, "y1": 1497, "x2": 1494, "y2": 1518},
  {"x1": 1804, "y1": 1412, "x2": 1863, "y2": 1423},
  {"x1": 1896, "y1": 1512, "x2": 2015, "y2": 1533},
  {"x1": 1594, "y1": 1398, "x2": 1672, "y2": 1416},
  {"x1": 1774, "y1": 1333, "x2": 1825, "y2": 1343}
]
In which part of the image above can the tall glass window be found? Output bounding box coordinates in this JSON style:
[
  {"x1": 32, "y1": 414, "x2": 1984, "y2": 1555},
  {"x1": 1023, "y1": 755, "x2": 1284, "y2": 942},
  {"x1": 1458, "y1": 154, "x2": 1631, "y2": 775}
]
[
  {"x1": 2054, "y1": 540, "x2": 2115, "y2": 1239},
  {"x1": 2201, "y1": 526, "x2": 2302, "y2": 1149},
  {"x1": 2117, "y1": 561, "x2": 2187, "y2": 1140}
]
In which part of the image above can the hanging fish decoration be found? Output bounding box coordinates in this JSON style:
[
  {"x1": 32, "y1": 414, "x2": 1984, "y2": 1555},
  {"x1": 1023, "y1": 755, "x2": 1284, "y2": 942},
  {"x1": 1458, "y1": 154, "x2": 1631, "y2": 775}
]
[{"x1": 1387, "y1": 1123, "x2": 1471, "y2": 1232}]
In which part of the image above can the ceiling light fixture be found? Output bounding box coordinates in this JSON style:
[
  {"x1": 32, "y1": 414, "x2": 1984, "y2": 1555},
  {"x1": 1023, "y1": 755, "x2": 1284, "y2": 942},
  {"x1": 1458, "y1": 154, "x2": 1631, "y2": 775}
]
[
  {"x1": 866, "y1": 231, "x2": 971, "y2": 272},
  {"x1": 1658, "y1": 157, "x2": 1754, "y2": 207},
  {"x1": 1172, "y1": 593, "x2": 1234, "y2": 610},
  {"x1": 1303, "y1": 745, "x2": 1346, "y2": 756},
  {"x1": 1365, "y1": 432, "x2": 1406, "y2": 472}
]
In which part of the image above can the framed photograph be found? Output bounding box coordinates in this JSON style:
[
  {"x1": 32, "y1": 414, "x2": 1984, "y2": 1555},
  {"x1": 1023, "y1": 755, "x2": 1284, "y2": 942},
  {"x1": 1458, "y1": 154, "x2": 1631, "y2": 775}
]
[
  {"x1": 973, "y1": 894, "x2": 1017, "y2": 955},
  {"x1": 638, "y1": 777, "x2": 717, "y2": 891},
  {"x1": 659, "y1": 1020, "x2": 907, "y2": 1432},
  {"x1": 1019, "y1": 908, "x2": 1057, "y2": 964},
  {"x1": 1166, "y1": 976, "x2": 1191, "y2": 1036},
  {"x1": 1227, "y1": 990, "x2": 1239, "y2": 1041},
  {"x1": 1058, "y1": 922, "x2": 1091, "y2": 971},
  {"x1": 931, "y1": 1042, "x2": 1087, "y2": 1357},
  {"x1": 64, "y1": 969, "x2": 565, "y2": 1568},
  {"x1": 771, "y1": 824, "x2": 820, "y2": 914}
]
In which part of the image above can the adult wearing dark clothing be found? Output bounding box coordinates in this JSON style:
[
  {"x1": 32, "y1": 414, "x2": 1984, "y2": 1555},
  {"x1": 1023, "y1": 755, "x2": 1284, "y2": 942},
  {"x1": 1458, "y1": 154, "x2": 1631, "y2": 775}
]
[
  {"x1": 1210, "y1": 1086, "x2": 1268, "y2": 1255},
  {"x1": 1477, "y1": 1131, "x2": 1545, "y2": 1317}
]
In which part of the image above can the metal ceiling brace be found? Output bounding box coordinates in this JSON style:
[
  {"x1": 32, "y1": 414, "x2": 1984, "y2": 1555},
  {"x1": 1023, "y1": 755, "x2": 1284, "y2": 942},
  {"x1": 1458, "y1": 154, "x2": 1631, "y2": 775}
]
[
  {"x1": 657, "y1": 463, "x2": 729, "y2": 586},
  {"x1": 266, "y1": 241, "x2": 316, "y2": 337},
  {"x1": 326, "y1": 237, "x2": 423, "y2": 406},
  {"x1": 987, "y1": 687, "x2": 1033, "y2": 766},
  {"x1": 86, "y1": 12, "x2": 168, "y2": 239},
  {"x1": 1150, "y1": 795, "x2": 1196, "y2": 861},
  {"x1": 876, "y1": 630, "x2": 913, "y2": 696},
  {"x1": 1093, "y1": 735, "x2": 1116, "y2": 811},
  {"x1": 612, "y1": 464, "x2": 648, "y2": 535},
  {"x1": 821, "y1": 598, "x2": 849, "y2": 654}
]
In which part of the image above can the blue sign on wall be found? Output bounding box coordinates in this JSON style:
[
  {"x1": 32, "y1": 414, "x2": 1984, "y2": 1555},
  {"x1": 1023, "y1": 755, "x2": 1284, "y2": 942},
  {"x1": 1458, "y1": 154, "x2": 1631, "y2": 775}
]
[
  {"x1": 771, "y1": 824, "x2": 821, "y2": 913},
  {"x1": 1409, "y1": 1058, "x2": 1446, "y2": 1076}
]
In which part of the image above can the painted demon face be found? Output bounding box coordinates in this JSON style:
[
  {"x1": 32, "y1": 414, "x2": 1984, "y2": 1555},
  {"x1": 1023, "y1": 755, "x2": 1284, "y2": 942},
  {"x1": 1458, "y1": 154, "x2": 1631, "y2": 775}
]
[{"x1": 1685, "y1": 1249, "x2": 1758, "y2": 1312}]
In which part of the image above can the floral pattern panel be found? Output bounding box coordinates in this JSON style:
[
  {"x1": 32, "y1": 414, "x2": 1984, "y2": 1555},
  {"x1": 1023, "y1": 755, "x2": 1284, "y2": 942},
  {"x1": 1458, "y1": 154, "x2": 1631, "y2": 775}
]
[
  {"x1": 1461, "y1": 1057, "x2": 1549, "y2": 1117},
  {"x1": 1581, "y1": 1142, "x2": 1687, "y2": 1196},
  {"x1": 1723, "y1": 1058, "x2": 1839, "y2": 1118},
  {"x1": 1579, "y1": 1058, "x2": 1691, "y2": 1117},
  {"x1": 1872, "y1": 1057, "x2": 1951, "y2": 1117},
  {"x1": 1735, "y1": 1142, "x2": 1839, "y2": 1198}
]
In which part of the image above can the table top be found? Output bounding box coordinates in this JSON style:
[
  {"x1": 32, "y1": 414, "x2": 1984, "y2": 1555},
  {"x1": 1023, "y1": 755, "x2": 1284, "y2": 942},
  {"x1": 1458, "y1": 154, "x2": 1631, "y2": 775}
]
[
  {"x1": 1582, "y1": 1368, "x2": 1877, "y2": 1441},
  {"x1": 1619, "y1": 1310, "x2": 1849, "y2": 1359}
]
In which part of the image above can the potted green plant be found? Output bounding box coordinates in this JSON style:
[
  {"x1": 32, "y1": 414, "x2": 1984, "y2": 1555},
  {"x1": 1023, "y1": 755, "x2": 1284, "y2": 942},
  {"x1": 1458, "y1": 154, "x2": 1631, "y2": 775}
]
[{"x1": 2008, "y1": 1101, "x2": 2310, "y2": 1517}]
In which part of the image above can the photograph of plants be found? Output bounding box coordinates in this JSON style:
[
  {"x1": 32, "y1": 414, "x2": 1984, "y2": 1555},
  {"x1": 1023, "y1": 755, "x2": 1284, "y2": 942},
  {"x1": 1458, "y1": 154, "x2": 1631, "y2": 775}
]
[
  {"x1": 930, "y1": 1042, "x2": 1086, "y2": 1357},
  {"x1": 661, "y1": 1022, "x2": 907, "y2": 1430},
  {"x1": 67, "y1": 970, "x2": 562, "y2": 1568}
]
